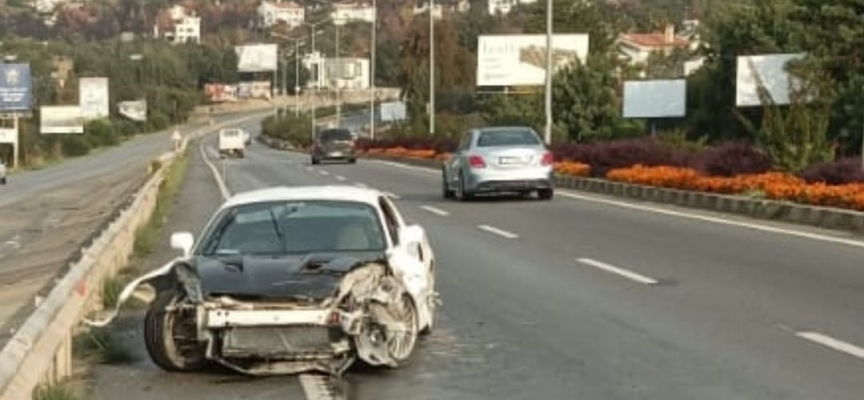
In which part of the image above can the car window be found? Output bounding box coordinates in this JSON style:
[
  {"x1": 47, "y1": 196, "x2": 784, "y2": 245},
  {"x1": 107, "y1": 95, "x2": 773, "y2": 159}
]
[
  {"x1": 477, "y1": 129, "x2": 542, "y2": 147},
  {"x1": 319, "y1": 129, "x2": 353, "y2": 142},
  {"x1": 458, "y1": 132, "x2": 472, "y2": 151},
  {"x1": 378, "y1": 197, "x2": 400, "y2": 246},
  {"x1": 198, "y1": 200, "x2": 387, "y2": 256}
]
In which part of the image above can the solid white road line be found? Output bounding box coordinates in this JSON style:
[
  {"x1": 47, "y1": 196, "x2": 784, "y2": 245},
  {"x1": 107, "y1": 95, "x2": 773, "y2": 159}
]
[
  {"x1": 199, "y1": 143, "x2": 232, "y2": 200},
  {"x1": 420, "y1": 205, "x2": 450, "y2": 217},
  {"x1": 477, "y1": 225, "x2": 519, "y2": 239},
  {"x1": 558, "y1": 191, "x2": 864, "y2": 250},
  {"x1": 796, "y1": 332, "x2": 864, "y2": 360},
  {"x1": 577, "y1": 258, "x2": 659, "y2": 285},
  {"x1": 335, "y1": 175, "x2": 347, "y2": 181},
  {"x1": 319, "y1": 170, "x2": 330, "y2": 176}
]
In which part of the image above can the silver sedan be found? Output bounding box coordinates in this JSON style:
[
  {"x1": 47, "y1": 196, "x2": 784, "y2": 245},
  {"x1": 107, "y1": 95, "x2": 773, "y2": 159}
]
[{"x1": 442, "y1": 126, "x2": 555, "y2": 201}]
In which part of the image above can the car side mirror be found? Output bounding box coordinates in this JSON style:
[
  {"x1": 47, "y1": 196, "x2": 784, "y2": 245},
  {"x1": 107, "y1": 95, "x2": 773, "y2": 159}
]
[
  {"x1": 399, "y1": 224, "x2": 425, "y2": 246},
  {"x1": 170, "y1": 232, "x2": 194, "y2": 258}
]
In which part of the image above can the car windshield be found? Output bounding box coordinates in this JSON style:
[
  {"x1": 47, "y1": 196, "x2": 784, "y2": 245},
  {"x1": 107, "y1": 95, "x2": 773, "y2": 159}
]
[
  {"x1": 319, "y1": 129, "x2": 352, "y2": 142},
  {"x1": 477, "y1": 129, "x2": 542, "y2": 147},
  {"x1": 198, "y1": 200, "x2": 387, "y2": 256},
  {"x1": 221, "y1": 130, "x2": 240, "y2": 137}
]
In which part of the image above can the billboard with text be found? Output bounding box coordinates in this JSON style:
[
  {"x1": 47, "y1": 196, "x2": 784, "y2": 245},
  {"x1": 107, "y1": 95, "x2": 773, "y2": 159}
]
[
  {"x1": 0, "y1": 64, "x2": 32, "y2": 112},
  {"x1": 477, "y1": 34, "x2": 589, "y2": 87},
  {"x1": 79, "y1": 77, "x2": 110, "y2": 120},
  {"x1": 118, "y1": 100, "x2": 147, "y2": 122},
  {"x1": 235, "y1": 44, "x2": 278, "y2": 73},
  {"x1": 40, "y1": 106, "x2": 84, "y2": 134}
]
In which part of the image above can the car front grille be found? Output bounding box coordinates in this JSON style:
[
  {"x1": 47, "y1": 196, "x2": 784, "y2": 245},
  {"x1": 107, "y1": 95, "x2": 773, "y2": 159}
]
[{"x1": 221, "y1": 326, "x2": 340, "y2": 358}]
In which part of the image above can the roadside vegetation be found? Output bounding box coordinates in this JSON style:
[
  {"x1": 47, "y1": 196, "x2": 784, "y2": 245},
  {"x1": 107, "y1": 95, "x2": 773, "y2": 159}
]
[{"x1": 33, "y1": 381, "x2": 92, "y2": 400}]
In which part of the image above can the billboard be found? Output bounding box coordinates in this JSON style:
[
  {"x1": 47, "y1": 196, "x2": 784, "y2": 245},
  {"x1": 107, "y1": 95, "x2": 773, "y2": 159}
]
[
  {"x1": 736, "y1": 53, "x2": 806, "y2": 107},
  {"x1": 380, "y1": 101, "x2": 407, "y2": 122},
  {"x1": 0, "y1": 64, "x2": 32, "y2": 112},
  {"x1": 235, "y1": 44, "x2": 279, "y2": 73},
  {"x1": 623, "y1": 80, "x2": 687, "y2": 119},
  {"x1": 118, "y1": 100, "x2": 147, "y2": 122},
  {"x1": 0, "y1": 127, "x2": 16, "y2": 145},
  {"x1": 79, "y1": 77, "x2": 110, "y2": 120},
  {"x1": 204, "y1": 83, "x2": 238, "y2": 103},
  {"x1": 477, "y1": 34, "x2": 590, "y2": 87},
  {"x1": 40, "y1": 106, "x2": 85, "y2": 134}
]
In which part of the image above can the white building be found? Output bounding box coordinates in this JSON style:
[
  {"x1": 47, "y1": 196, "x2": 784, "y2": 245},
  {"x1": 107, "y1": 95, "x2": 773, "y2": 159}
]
[
  {"x1": 487, "y1": 0, "x2": 535, "y2": 16},
  {"x1": 258, "y1": 0, "x2": 306, "y2": 28},
  {"x1": 154, "y1": 5, "x2": 201, "y2": 44},
  {"x1": 33, "y1": 0, "x2": 65, "y2": 14},
  {"x1": 618, "y1": 24, "x2": 693, "y2": 66},
  {"x1": 331, "y1": 1, "x2": 375, "y2": 24},
  {"x1": 413, "y1": 0, "x2": 469, "y2": 19},
  {"x1": 302, "y1": 51, "x2": 370, "y2": 90}
]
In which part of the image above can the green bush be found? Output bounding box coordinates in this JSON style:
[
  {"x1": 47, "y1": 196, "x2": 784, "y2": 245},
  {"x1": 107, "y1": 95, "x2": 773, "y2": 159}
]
[
  {"x1": 84, "y1": 120, "x2": 119, "y2": 147},
  {"x1": 262, "y1": 114, "x2": 313, "y2": 148},
  {"x1": 60, "y1": 137, "x2": 91, "y2": 157}
]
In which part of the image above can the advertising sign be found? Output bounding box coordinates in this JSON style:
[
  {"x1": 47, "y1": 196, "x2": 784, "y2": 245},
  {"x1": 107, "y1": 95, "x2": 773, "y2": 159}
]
[
  {"x1": 622, "y1": 80, "x2": 687, "y2": 119},
  {"x1": 237, "y1": 82, "x2": 253, "y2": 99},
  {"x1": 736, "y1": 53, "x2": 806, "y2": 107},
  {"x1": 40, "y1": 106, "x2": 85, "y2": 134},
  {"x1": 0, "y1": 127, "x2": 16, "y2": 145},
  {"x1": 0, "y1": 64, "x2": 33, "y2": 112},
  {"x1": 235, "y1": 44, "x2": 279, "y2": 72},
  {"x1": 380, "y1": 101, "x2": 407, "y2": 122},
  {"x1": 249, "y1": 81, "x2": 272, "y2": 99},
  {"x1": 79, "y1": 77, "x2": 110, "y2": 120},
  {"x1": 118, "y1": 100, "x2": 147, "y2": 122},
  {"x1": 476, "y1": 34, "x2": 590, "y2": 87},
  {"x1": 204, "y1": 83, "x2": 238, "y2": 103}
]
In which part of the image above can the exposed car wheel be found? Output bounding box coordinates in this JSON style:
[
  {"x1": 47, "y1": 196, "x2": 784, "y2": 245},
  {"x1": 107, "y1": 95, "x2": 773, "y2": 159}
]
[
  {"x1": 386, "y1": 294, "x2": 419, "y2": 364},
  {"x1": 143, "y1": 290, "x2": 207, "y2": 372},
  {"x1": 538, "y1": 188, "x2": 554, "y2": 200},
  {"x1": 311, "y1": 157, "x2": 321, "y2": 165},
  {"x1": 457, "y1": 172, "x2": 473, "y2": 201},
  {"x1": 441, "y1": 171, "x2": 454, "y2": 199}
]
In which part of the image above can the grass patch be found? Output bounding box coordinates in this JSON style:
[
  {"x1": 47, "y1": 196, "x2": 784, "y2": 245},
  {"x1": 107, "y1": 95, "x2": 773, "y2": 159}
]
[
  {"x1": 72, "y1": 326, "x2": 137, "y2": 365},
  {"x1": 33, "y1": 382, "x2": 91, "y2": 400},
  {"x1": 133, "y1": 150, "x2": 189, "y2": 258}
]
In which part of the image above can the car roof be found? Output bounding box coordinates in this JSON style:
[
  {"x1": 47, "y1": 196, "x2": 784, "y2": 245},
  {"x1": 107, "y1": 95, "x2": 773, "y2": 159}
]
[
  {"x1": 222, "y1": 185, "x2": 385, "y2": 210},
  {"x1": 474, "y1": 126, "x2": 535, "y2": 134}
]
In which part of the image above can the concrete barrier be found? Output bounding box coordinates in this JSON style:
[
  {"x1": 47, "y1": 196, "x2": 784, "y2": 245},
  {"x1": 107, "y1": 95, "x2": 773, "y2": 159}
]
[{"x1": 0, "y1": 111, "x2": 273, "y2": 400}]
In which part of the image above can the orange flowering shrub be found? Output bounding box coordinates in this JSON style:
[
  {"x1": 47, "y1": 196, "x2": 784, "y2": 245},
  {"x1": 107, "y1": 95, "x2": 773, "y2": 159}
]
[
  {"x1": 606, "y1": 165, "x2": 864, "y2": 211},
  {"x1": 555, "y1": 161, "x2": 591, "y2": 177}
]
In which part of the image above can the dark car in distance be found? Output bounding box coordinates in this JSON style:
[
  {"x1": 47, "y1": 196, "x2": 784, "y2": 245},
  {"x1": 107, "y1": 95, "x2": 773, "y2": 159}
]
[{"x1": 311, "y1": 128, "x2": 357, "y2": 164}]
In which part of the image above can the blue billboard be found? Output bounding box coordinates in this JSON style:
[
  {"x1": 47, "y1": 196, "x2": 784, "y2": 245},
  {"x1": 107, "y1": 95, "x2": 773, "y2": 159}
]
[{"x1": 0, "y1": 63, "x2": 33, "y2": 112}]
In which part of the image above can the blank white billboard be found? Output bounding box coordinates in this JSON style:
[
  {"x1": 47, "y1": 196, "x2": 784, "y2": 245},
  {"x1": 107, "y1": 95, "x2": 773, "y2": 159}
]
[
  {"x1": 622, "y1": 79, "x2": 687, "y2": 118},
  {"x1": 79, "y1": 77, "x2": 109, "y2": 120},
  {"x1": 235, "y1": 44, "x2": 279, "y2": 73},
  {"x1": 380, "y1": 101, "x2": 407, "y2": 122},
  {"x1": 736, "y1": 53, "x2": 806, "y2": 107},
  {"x1": 477, "y1": 34, "x2": 590, "y2": 87},
  {"x1": 41, "y1": 105, "x2": 84, "y2": 134}
]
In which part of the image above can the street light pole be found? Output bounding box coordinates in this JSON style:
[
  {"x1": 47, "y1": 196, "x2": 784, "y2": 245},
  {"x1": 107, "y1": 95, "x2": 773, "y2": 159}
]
[
  {"x1": 429, "y1": 0, "x2": 435, "y2": 136},
  {"x1": 543, "y1": 0, "x2": 553, "y2": 145},
  {"x1": 370, "y1": 0, "x2": 377, "y2": 139},
  {"x1": 335, "y1": 21, "x2": 341, "y2": 125},
  {"x1": 311, "y1": 25, "x2": 318, "y2": 139},
  {"x1": 295, "y1": 39, "x2": 301, "y2": 117}
]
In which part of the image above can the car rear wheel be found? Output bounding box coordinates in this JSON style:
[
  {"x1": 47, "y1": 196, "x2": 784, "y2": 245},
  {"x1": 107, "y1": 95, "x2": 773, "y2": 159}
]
[
  {"x1": 144, "y1": 290, "x2": 207, "y2": 372},
  {"x1": 441, "y1": 171, "x2": 454, "y2": 199},
  {"x1": 538, "y1": 188, "x2": 554, "y2": 200},
  {"x1": 311, "y1": 157, "x2": 321, "y2": 165},
  {"x1": 0, "y1": 177, "x2": 6, "y2": 185},
  {"x1": 457, "y1": 172, "x2": 473, "y2": 201},
  {"x1": 348, "y1": 157, "x2": 357, "y2": 164}
]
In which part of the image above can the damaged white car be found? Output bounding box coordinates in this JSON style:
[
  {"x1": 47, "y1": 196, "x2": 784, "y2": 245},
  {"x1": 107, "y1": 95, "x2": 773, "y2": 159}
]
[{"x1": 87, "y1": 186, "x2": 439, "y2": 376}]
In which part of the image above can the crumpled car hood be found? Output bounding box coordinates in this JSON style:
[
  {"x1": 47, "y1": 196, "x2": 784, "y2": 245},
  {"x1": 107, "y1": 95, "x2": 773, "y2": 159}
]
[{"x1": 194, "y1": 252, "x2": 385, "y2": 300}]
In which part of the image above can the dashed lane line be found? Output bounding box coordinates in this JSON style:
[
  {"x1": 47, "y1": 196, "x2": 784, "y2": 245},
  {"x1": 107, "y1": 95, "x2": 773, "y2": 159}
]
[
  {"x1": 576, "y1": 258, "x2": 659, "y2": 285},
  {"x1": 477, "y1": 225, "x2": 519, "y2": 239},
  {"x1": 420, "y1": 205, "x2": 450, "y2": 217}
]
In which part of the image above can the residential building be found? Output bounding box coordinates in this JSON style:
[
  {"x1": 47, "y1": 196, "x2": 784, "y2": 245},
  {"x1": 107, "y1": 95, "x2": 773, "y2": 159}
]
[
  {"x1": 154, "y1": 5, "x2": 201, "y2": 44},
  {"x1": 487, "y1": 0, "x2": 535, "y2": 16},
  {"x1": 412, "y1": 0, "x2": 469, "y2": 19},
  {"x1": 258, "y1": 0, "x2": 306, "y2": 29},
  {"x1": 331, "y1": 1, "x2": 375, "y2": 24},
  {"x1": 617, "y1": 24, "x2": 693, "y2": 72},
  {"x1": 412, "y1": 1, "x2": 444, "y2": 19},
  {"x1": 301, "y1": 51, "x2": 370, "y2": 90},
  {"x1": 33, "y1": 0, "x2": 65, "y2": 14}
]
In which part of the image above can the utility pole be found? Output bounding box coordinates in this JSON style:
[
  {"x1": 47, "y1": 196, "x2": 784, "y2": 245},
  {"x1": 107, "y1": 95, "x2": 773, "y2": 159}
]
[
  {"x1": 311, "y1": 25, "x2": 317, "y2": 140},
  {"x1": 281, "y1": 53, "x2": 288, "y2": 112},
  {"x1": 370, "y1": 0, "x2": 377, "y2": 140},
  {"x1": 295, "y1": 39, "x2": 301, "y2": 118},
  {"x1": 335, "y1": 21, "x2": 341, "y2": 126},
  {"x1": 543, "y1": 0, "x2": 553, "y2": 145},
  {"x1": 429, "y1": 0, "x2": 435, "y2": 136}
]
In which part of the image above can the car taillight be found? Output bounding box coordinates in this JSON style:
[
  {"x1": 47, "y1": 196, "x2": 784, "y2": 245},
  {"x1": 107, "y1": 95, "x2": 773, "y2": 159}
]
[
  {"x1": 541, "y1": 151, "x2": 554, "y2": 166},
  {"x1": 468, "y1": 155, "x2": 486, "y2": 169}
]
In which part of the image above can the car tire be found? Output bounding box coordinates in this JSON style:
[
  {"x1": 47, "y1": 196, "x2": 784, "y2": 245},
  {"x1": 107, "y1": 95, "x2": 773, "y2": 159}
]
[
  {"x1": 143, "y1": 290, "x2": 207, "y2": 373},
  {"x1": 457, "y1": 172, "x2": 473, "y2": 202},
  {"x1": 385, "y1": 294, "x2": 419, "y2": 366},
  {"x1": 0, "y1": 177, "x2": 6, "y2": 185},
  {"x1": 311, "y1": 157, "x2": 321, "y2": 165},
  {"x1": 441, "y1": 171, "x2": 454, "y2": 199},
  {"x1": 348, "y1": 158, "x2": 357, "y2": 164},
  {"x1": 538, "y1": 188, "x2": 554, "y2": 200}
]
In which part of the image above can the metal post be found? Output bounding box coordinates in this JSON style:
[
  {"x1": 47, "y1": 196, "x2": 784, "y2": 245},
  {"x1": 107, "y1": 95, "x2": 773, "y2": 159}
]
[
  {"x1": 311, "y1": 26, "x2": 317, "y2": 140},
  {"x1": 295, "y1": 39, "x2": 300, "y2": 118},
  {"x1": 335, "y1": 22, "x2": 341, "y2": 125},
  {"x1": 429, "y1": 0, "x2": 435, "y2": 136},
  {"x1": 543, "y1": 0, "x2": 553, "y2": 145},
  {"x1": 12, "y1": 115, "x2": 19, "y2": 169},
  {"x1": 370, "y1": 0, "x2": 377, "y2": 139},
  {"x1": 281, "y1": 53, "x2": 287, "y2": 110}
]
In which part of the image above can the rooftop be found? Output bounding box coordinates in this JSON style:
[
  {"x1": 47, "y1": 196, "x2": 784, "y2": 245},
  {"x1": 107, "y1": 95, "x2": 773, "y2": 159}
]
[{"x1": 620, "y1": 33, "x2": 689, "y2": 49}]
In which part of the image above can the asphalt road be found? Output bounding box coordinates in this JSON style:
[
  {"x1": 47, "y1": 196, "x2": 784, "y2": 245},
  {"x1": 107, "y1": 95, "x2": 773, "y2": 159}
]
[{"x1": 92, "y1": 125, "x2": 864, "y2": 400}]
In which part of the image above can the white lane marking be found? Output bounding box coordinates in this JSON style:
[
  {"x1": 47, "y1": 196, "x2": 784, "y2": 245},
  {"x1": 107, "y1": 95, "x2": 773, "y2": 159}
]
[
  {"x1": 558, "y1": 191, "x2": 864, "y2": 250},
  {"x1": 577, "y1": 258, "x2": 659, "y2": 285},
  {"x1": 299, "y1": 374, "x2": 340, "y2": 400},
  {"x1": 200, "y1": 143, "x2": 232, "y2": 200},
  {"x1": 384, "y1": 192, "x2": 401, "y2": 200},
  {"x1": 319, "y1": 170, "x2": 330, "y2": 176},
  {"x1": 355, "y1": 182, "x2": 369, "y2": 188},
  {"x1": 477, "y1": 225, "x2": 519, "y2": 239},
  {"x1": 420, "y1": 205, "x2": 449, "y2": 217},
  {"x1": 335, "y1": 175, "x2": 346, "y2": 181},
  {"x1": 306, "y1": 166, "x2": 315, "y2": 172},
  {"x1": 368, "y1": 160, "x2": 438, "y2": 175},
  {"x1": 796, "y1": 332, "x2": 864, "y2": 360}
]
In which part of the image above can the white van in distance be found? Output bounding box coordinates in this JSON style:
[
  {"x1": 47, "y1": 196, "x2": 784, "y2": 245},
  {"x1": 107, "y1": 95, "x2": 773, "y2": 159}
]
[{"x1": 218, "y1": 128, "x2": 246, "y2": 159}]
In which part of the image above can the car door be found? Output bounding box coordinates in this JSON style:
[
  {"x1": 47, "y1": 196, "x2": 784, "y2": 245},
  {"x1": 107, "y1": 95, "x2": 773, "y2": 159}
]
[{"x1": 379, "y1": 196, "x2": 430, "y2": 300}]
